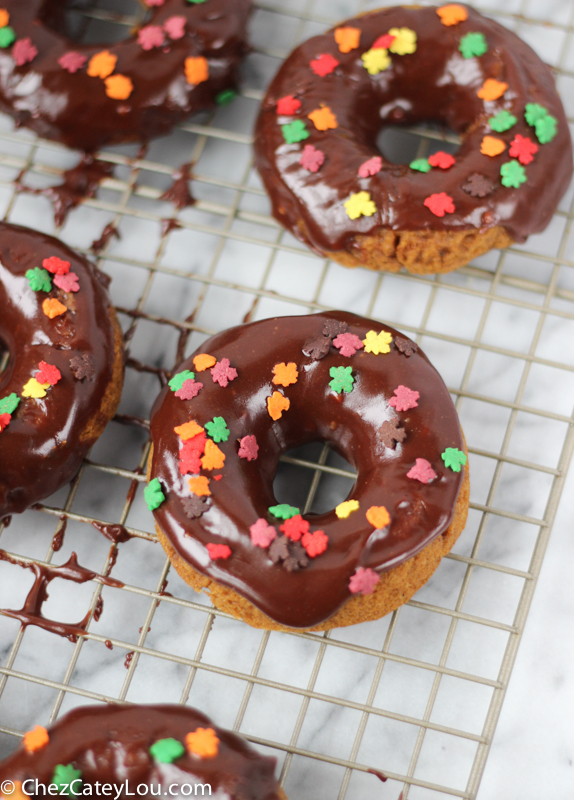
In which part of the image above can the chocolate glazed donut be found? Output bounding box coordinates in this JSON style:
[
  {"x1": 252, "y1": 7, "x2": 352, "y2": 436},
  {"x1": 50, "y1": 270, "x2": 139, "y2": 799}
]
[
  {"x1": 0, "y1": 704, "x2": 287, "y2": 800},
  {"x1": 254, "y1": 4, "x2": 573, "y2": 273},
  {"x1": 0, "y1": 0, "x2": 251, "y2": 152},
  {"x1": 148, "y1": 312, "x2": 469, "y2": 631},
  {"x1": 0, "y1": 221, "x2": 123, "y2": 518}
]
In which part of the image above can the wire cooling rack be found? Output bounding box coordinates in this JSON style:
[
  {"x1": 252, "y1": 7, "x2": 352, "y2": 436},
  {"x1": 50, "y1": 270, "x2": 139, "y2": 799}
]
[{"x1": 1, "y1": 1, "x2": 574, "y2": 798}]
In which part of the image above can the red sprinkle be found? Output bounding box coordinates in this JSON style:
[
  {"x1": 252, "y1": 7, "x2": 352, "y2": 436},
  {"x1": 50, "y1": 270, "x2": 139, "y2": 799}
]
[
  {"x1": 206, "y1": 543, "x2": 231, "y2": 560},
  {"x1": 424, "y1": 192, "x2": 455, "y2": 217},
  {"x1": 279, "y1": 514, "x2": 309, "y2": 542},
  {"x1": 43, "y1": 256, "x2": 71, "y2": 275},
  {"x1": 302, "y1": 529, "x2": 328, "y2": 557},
  {"x1": 179, "y1": 446, "x2": 202, "y2": 476},
  {"x1": 310, "y1": 53, "x2": 339, "y2": 77},
  {"x1": 509, "y1": 134, "x2": 538, "y2": 165},
  {"x1": 372, "y1": 34, "x2": 396, "y2": 49},
  {"x1": 0, "y1": 413, "x2": 11, "y2": 433},
  {"x1": 213, "y1": 474, "x2": 223, "y2": 481},
  {"x1": 428, "y1": 151, "x2": 455, "y2": 169},
  {"x1": 238, "y1": 435, "x2": 259, "y2": 461},
  {"x1": 185, "y1": 432, "x2": 207, "y2": 453},
  {"x1": 277, "y1": 95, "x2": 301, "y2": 115},
  {"x1": 36, "y1": 362, "x2": 61, "y2": 386}
]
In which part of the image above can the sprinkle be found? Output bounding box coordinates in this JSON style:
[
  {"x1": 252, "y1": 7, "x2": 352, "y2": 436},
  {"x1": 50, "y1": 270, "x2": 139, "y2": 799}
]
[
  {"x1": 175, "y1": 379, "x2": 203, "y2": 400},
  {"x1": 407, "y1": 458, "x2": 437, "y2": 484},
  {"x1": 303, "y1": 334, "x2": 331, "y2": 360},
  {"x1": 0, "y1": 413, "x2": 11, "y2": 433},
  {"x1": 164, "y1": 16, "x2": 186, "y2": 39},
  {"x1": 409, "y1": 158, "x2": 432, "y2": 173},
  {"x1": 282, "y1": 119, "x2": 309, "y2": 144},
  {"x1": 436, "y1": 4, "x2": 469, "y2": 26},
  {"x1": 36, "y1": 362, "x2": 61, "y2": 386},
  {"x1": 329, "y1": 365, "x2": 354, "y2": 394},
  {"x1": 69, "y1": 354, "x2": 95, "y2": 381},
  {"x1": 302, "y1": 529, "x2": 328, "y2": 557},
  {"x1": 175, "y1": 420, "x2": 204, "y2": 440},
  {"x1": 185, "y1": 56, "x2": 209, "y2": 85},
  {"x1": 459, "y1": 32, "x2": 488, "y2": 59},
  {"x1": 509, "y1": 134, "x2": 538, "y2": 165},
  {"x1": 23, "y1": 726, "x2": 49, "y2": 752},
  {"x1": 51, "y1": 765, "x2": 82, "y2": 793},
  {"x1": 267, "y1": 390, "x2": 290, "y2": 420},
  {"x1": 480, "y1": 135, "x2": 506, "y2": 157},
  {"x1": 336, "y1": 499, "x2": 359, "y2": 519},
  {"x1": 308, "y1": 106, "x2": 338, "y2": 131},
  {"x1": 42, "y1": 298, "x2": 67, "y2": 318},
  {"x1": 424, "y1": 192, "x2": 455, "y2": 217},
  {"x1": 179, "y1": 446, "x2": 201, "y2": 475},
  {"x1": 58, "y1": 52, "x2": 87, "y2": 73},
  {"x1": 477, "y1": 79, "x2": 508, "y2": 101},
  {"x1": 205, "y1": 416, "x2": 229, "y2": 443},
  {"x1": 500, "y1": 160, "x2": 527, "y2": 188},
  {"x1": 344, "y1": 191, "x2": 377, "y2": 220},
  {"x1": 0, "y1": 9, "x2": 8, "y2": 27},
  {"x1": 43, "y1": 256, "x2": 70, "y2": 275},
  {"x1": 332, "y1": 332, "x2": 363, "y2": 357},
  {"x1": 250, "y1": 518, "x2": 277, "y2": 547},
  {"x1": 183, "y1": 431, "x2": 207, "y2": 453},
  {"x1": 272, "y1": 362, "x2": 298, "y2": 387},
  {"x1": 211, "y1": 358, "x2": 238, "y2": 387},
  {"x1": 310, "y1": 53, "x2": 339, "y2": 77},
  {"x1": 299, "y1": 144, "x2": 325, "y2": 173},
  {"x1": 428, "y1": 151, "x2": 455, "y2": 169},
  {"x1": 238, "y1": 435, "x2": 259, "y2": 461},
  {"x1": 182, "y1": 495, "x2": 210, "y2": 518},
  {"x1": 524, "y1": 103, "x2": 549, "y2": 126},
  {"x1": 193, "y1": 354, "x2": 216, "y2": 372},
  {"x1": 0, "y1": 26, "x2": 15, "y2": 48},
  {"x1": 534, "y1": 114, "x2": 557, "y2": 144},
  {"x1": 169, "y1": 370, "x2": 195, "y2": 392},
  {"x1": 144, "y1": 0, "x2": 165, "y2": 5},
  {"x1": 380, "y1": 417, "x2": 406, "y2": 448},
  {"x1": 489, "y1": 110, "x2": 517, "y2": 133},
  {"x1": 189, "y1": 476, "x2": 211, "y2": 496},
  {"x1": 349, "y1": 567, "x2": 380, "y2": 595},
  {"x1": 269, "y1": 504, "x2": 299, "y2": 520},
  {"x1": 201, "y1": 439, "x2": 225, "y2": 470},
  {"x1": 277, "y1": 95, "x2": 301, "y2": 115},
  {"x1": 366, "y1": 506, "x2": 390, "y2": 529},
  {"x1": 138, "y1": 24, "x2": 165, "y2": 50},
  {"x1": 388, "y1": 27, "x2": 417, "y2": 55},
  {"x1": 105, "y1": 74, "x2": 133, "y2": 100},
  {"x1": 145, "y1": 478, "x2": 165, "y2": 510},
  {"x1": 216, "y1": 90, "x2": 235, "y2": 108},
  {"x1": 373, "y1": 34, "x2": 396, "y2": 50},
  {"x1": 0, "y1": 393, "x2": 19, "y2": 415},
  {"x1": 26, "y1": 267, "x2": 52, "y2": 292},
  {"x1": 185, "y1": 728, "x2": 220, "y2": 758},
  {"x1": 22, "y1": 378, "x2": 48, "y2": 399},
  {"x1": 389, "y1": 385, "x2": 419, "y2": 411},
  {"x1": 87, "y1": 50, "x2": 117, "y2": 79},
  {"x1": 54, "y1": 272, "x2": 80, "y2": 293},
  {"x1": 441, "y1": 447, "x2": 467, "y2": 472},
  {"x1": 279, "y1": 514, "x2": 309, "y2": 542},
  {"x1": 361, "y1": 47, "x2": 391, "y2": 75},
  {"x1": 206, "y1": 543, "x2": 231, "y2": 560},
  {"x1": 150, "y1": 738, "x2": 185, "y2": 763},
  {"x1": 363, "y1": 329, "x2": 392, "y2": 355},
  {"x1": 462, "y1": 173, "x2": 494, "y2": 197},
  {"x1": 12, "y1": 37, "x2": 38, "y2": 66},
  {"x1": 358, "y1": 156, "x2": 382, "y2": 177},
  {"x1": 334, "y1": 26, "x2": 361, "y2": 53},
  {"x1": 394, "y1": 336, "x2": 417, "y2": 356}
]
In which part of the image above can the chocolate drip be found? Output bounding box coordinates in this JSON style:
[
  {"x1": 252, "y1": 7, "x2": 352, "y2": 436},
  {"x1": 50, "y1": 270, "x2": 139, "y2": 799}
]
[
  {"x1": 91, "y1": 521, "x2": 133, "y2": 544},
  {"x1": 91, "y1": 222, "x2": 120, "y2": 255},
  {"x1": 160, "y1": 163, "x2": 196, "y2": 210}
]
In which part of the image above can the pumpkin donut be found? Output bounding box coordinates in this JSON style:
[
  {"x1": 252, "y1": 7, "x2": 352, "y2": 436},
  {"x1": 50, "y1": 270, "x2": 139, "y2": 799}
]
[{"x1": 254, "y1": 4, "x2": 573, "y2": 274}]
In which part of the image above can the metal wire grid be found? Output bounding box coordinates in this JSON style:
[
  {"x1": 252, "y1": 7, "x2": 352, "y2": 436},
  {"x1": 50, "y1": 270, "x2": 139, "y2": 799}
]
[{"x1": 0, "y1": 1, "x2": 573, "y2": 798}]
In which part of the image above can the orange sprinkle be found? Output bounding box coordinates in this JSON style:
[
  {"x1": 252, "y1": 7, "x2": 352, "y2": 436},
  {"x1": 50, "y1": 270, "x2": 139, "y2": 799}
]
[
  {"x1": 189, "y1": 476, "x2": 211, "y2": 496},
  {"x1": 0, "y1": 9, "x2": 10, "y2": 27},
  {"x1": 105, "y1": 74, "x2": 133, "y2": 100},
  {"x1": 174, "y1": 420, "x2": 204, "y2": 441},
  {"x1": 201, "y1": 439, "x2": 225, "y2": 471},
  {"x1": 3, "y1": 781, "x2": 27, "y2": 800},
  {"x1": 480, "y1": 135, "x2": 506, "y2": 157},
  {"x1": 436, "y1": 4, "x2": 468, "y2": 26},
  {"x1": 193, "y1": 354, "x2": 217, "y2": 372},
  {"x1": 267, "y1": 391, "x2": 290, "y2": 421},
  {"x1": 185, "y1": 56, "x2": 209, "y2": 85},
  {"x1": 87, "y1": 50, "x2": 117, "y2": 79},
  {"x1": 366, "y1": 506, "x2": 390, "y2": 529},
  {"x1": 334, "y1": 26, "x2": 361, "y2": 53},
  {"x1": 308, "y1": 106, "x2": 338, "y2": 131},
  {"x1": 477, "y1": 79, "x2": 508, "y2": 101},
  {"x1": 22, "y1": 725, "x2": 49, "y2": 753},
  {"x1": 185, "y1": 727, "x2": 220, "y2": 759},
  {"x1": 42, "y1": 298, "x2": 67, "y2": 319},
  {"x1": 272, "y1": 362, "x2": 298, "y2": 387}
]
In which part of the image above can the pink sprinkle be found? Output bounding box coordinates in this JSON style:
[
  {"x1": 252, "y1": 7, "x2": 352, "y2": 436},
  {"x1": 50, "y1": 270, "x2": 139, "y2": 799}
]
[
  {"x1": 164, "y1": 15, "x2": 186, "y2": 40},
  {"x1": 358, "y1": 156, "x2": 382, "y2": 178},
  {"x1": 250, "y1": 518, "x2": 277, "y2": 548},
  {"x1": 407, "y1": 458, "x2": 437, "y2": 484},
  {"x1": 310, "y1": 53, "x2": 339, "y2": 77},
  {"x1": 332, "y1": 332, "x2": 364, "y2": 357},
  {"x1": 138, "y1": 25, "x2": 165, "y2": 50},
  {"x1": 43, "y1": 256, "x2": 70, "y2": 275},
  {"x1": 54, "y1": 272, "x2": 79, "y2": 293},
  {"x1": 35, "y1": 362, "x2": 61, "y2": 386},
  {"x1": 388, "y1": 385, "x2": 419, "y2": 412},
  {"x1": 372, "y1": 34, "x2": 395, "y2": 49},
  {"x1": 144, "y1": 0, "x2": 164, "y2": 5},
  {"x1": 349, "y1": 567, "x2": 380, "y2": 595},
  {"x1": 299, "y1": 144, "x2": 325, "y2": 173},
  {"x1": 302, "y1": 529, "x2": 328, "y2": 558},
  {"x1": 211, "y1": 358, "x2": 238, "y2": 388},
  {"x1": 277, "y1": 95, "x2": 301, "y2": 115},
  {"x1": 238, "y1": 435, "x2": 259, "y2": 461},
  {"x1": 206, "y1": 543, "x2": 231, "y2": 560},
  {"x1": 13, "y1": 38, "x2": 38, "y2": 67},
  {"x1": 0, "y1": 413, "x2": 12, "y2": 433},
  {"x1": 58, "y1": 52, "x2": 87, "y2": 73},
  {"x1": 175, "y1": 379, "x2": 203, "y2": 400}
]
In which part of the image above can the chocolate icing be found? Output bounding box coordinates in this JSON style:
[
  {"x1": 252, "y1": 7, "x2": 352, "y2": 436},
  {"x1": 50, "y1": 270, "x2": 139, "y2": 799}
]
[
  {"x1": 149, "y1": 312, "x2": 465, "y2": 629},
  {"x1": 0, "y1": 221, "x2": 120, "y2": 517},
  {"x1": 0, "y1": 0, "x2": 252, "y2": 152},
  {"x1": 254, "y1": 5, "x2": 573, "y2": 254},
  {"x1": 0, "y1": 704, "x2": 282, "y2": 799}
]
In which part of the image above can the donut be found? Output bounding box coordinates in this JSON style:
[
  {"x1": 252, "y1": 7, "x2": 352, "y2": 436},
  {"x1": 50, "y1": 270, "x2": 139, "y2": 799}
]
[
  {"x1": 0, "y1": 704, "x2": 287, "y2": 800},
  {"x1": 0, "y1": 221, "x2": 124, "y2": 518},
  {"x1": 254, "y1": 4, "x2": 573, "y2": 274},
  {"x1": 147, "y1": 311, "x2": 469, "y2": 631},
  {"x1": 0, "y1": 0, "x2": 252, "y2": 152}
]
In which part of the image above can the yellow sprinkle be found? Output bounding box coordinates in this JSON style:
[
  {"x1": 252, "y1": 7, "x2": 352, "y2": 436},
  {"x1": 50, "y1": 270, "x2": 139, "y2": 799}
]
[
  {"x1": 344, "y1": 191, "x2": 377, "y2": 220},
  {"x1": 336, "y1": 500, "x2": 360, "y2": 519},
  {"x1": 361, "y1": 48, "x2": 391, "y2": 75},
  {"x1": 22, "y1": 378, "x2": 49, "y2": 399},
  {"x1": 388, "y1": 27, "x2": 417, "y2": 55},
  {"x1": 363, "y1": 330, "x2": 392, "y2": 355}
]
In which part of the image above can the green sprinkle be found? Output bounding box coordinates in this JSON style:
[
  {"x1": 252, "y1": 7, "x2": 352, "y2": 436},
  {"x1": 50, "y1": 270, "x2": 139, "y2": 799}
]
[
  {"x1": 329, "y1": 366, "x2": 354, "y2": 394},
  {"x1": 459, "y1": 32, "x2": 487, "y2": 59},
  {"x1": 205, "y1": 416, "x2": 229, "y2": 443},
  {"x1": 409, "y1": 158, "x2": 432, "y2": 173},
  {"x1": 149, "y1": 738, "x2": 185, "y2": 763},
  {"x1": 187, "y1": 0, "x2": 208, "y2": 4},
  {"x1": 26, "y1": 267, "x2": 52, "y2": 292},
  {"x1": 0, "y1": 27, "x2": 16, "y2": 49},
  {"x1": 489, "y1": 110, "x2": 517, "y2": 133},
  {"x1": 0, "y1": 393, "x2": 20, "y2": 415},
  {"x1": 282, "y1": 119, "x2": 309, "y2": 144},
  {"x1": 51, "y1": 765, "x2": 82, "y2": 795},
  {"x1": 441, "y1": 447, "x2": 468, "y2": 472},
  {"x1": 534, "y1": 114, "x2": 557, "y2": 143},
  {"x1": 500, "y1": 160, "x2": 527, "y2": 188},
  {"x1": 524, "y1": 103, "x2": 548, "y2": 126},
  {"x1": 269, "y1": 504, "x2": 299, "y2": 520},
  {"x1": 215, "y1": 88, "x2": 237, "y2": 106},
  {"x1": 168, "y1": 370, "x2": 195, "y2": 392},
  {"x1": 145, "y1": 478, "x2": 165, "y2": 511}
]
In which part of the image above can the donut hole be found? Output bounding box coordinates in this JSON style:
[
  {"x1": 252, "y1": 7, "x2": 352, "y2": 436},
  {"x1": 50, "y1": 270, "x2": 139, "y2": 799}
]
[
  {"x1": 275, "y1": 442, "x2": 356, "y2": 516},
  {"x1": 39, "y1": 0, "x2": 150, "y2": 45},
  {"x1": 376, "y1": 123, "x2": 460, "y2": 166}
]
